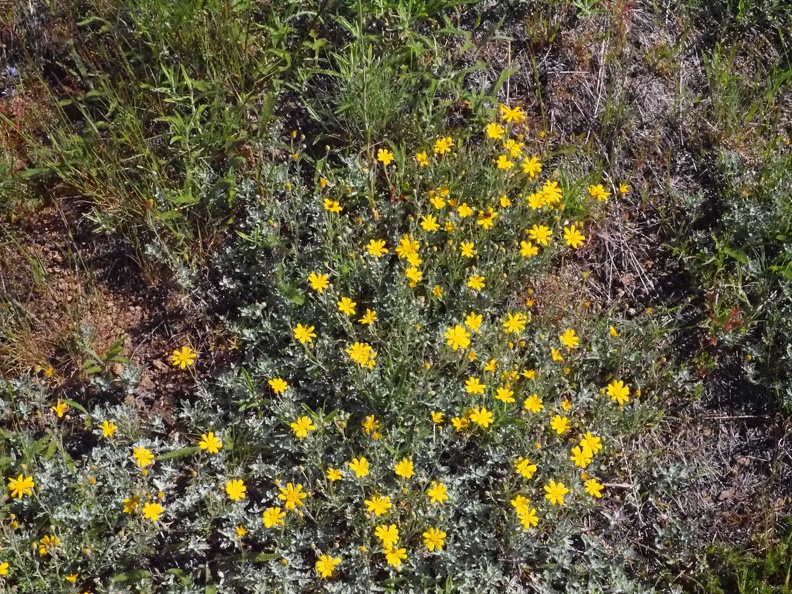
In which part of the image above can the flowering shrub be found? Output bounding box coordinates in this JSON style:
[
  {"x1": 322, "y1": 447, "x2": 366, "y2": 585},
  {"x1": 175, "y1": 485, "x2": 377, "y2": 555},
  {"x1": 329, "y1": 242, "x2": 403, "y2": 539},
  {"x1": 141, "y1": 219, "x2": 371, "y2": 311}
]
[{"x1": 0, "y1": 105, "x2": 666, "y2": 593}]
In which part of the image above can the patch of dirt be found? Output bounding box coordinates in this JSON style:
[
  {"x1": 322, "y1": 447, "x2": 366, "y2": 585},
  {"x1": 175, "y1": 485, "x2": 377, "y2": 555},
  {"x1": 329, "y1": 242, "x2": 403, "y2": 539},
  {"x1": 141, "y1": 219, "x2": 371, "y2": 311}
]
[{"x1": 0, "y1": 199, "x2": 238, "y2": 420}]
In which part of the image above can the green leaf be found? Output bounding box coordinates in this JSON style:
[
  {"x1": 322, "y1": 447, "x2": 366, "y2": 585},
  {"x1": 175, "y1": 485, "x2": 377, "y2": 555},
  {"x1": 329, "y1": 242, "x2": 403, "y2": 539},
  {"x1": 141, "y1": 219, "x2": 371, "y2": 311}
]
[
  {"x1": 168, "y1": 568, "x2": 192, "y2": 585},
  {"x1": 60, "y1": 399, "x2": 88, "y2": 415},
  {"x1": 158, "y1": 446, "x2": 201, "y2": 460},
  {"x1": 59, "y1": 444, "x2": 75, "y2": 472},
  {"x1": 43, "y1": 438, "x2": 57, "y2": 462},
  {"x1": 723, "y1": 246, "x2": 748, "y2": 264}
]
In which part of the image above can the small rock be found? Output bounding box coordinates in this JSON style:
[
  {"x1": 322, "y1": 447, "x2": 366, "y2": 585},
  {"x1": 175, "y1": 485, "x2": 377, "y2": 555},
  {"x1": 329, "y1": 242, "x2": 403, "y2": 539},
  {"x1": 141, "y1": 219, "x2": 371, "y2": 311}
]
[{"x1": 718, "y1": 488, "x2": 734, "y2": 502}]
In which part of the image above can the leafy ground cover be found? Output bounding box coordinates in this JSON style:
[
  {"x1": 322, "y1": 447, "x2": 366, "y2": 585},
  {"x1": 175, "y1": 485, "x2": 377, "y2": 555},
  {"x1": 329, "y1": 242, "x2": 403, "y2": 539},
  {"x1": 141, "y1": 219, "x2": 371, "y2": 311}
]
[{"x1": 0, "y1": 0, "x2": 790, "y2": 593}]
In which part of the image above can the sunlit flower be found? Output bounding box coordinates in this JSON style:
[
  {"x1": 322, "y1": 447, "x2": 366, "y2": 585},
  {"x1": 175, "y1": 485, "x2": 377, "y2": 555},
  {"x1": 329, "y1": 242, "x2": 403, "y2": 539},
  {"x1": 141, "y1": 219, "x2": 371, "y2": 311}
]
[
  {"x1": 226, "y1": 479, "x2": 247, "y2": 501},
  {"x1": 486, "y1": 122, "x2": 505, "y2": 139},
  {"x1": 495, "y1": 385, "x2": 515, "y2": 403},
  {"x1": 504, "y1": 138, "x2": 524, "y2": 158},
  {"x1": 527, "y1": 224, "x2": 552, "y2": 246},
  {"x1": 377, "y1": 148, "x2": 394, "y2": 166},
  {"x1": 423, "y1": 527, "x2": 446, "y2": 551},
  {"x1": 527, "y1": 191, "x2": 545, "y2": 210},
  {"x1": 384, "y1": 546, "x2": 407, "y2": 568},
  {"x1": 570, "y1": 444, "x2": 593, "y2": 468},
  {"x1": 503, "y1": 312, "x2": 527, "y2": 334},
  {"x1": 457, "y1": 314, "x2": 480, "y2": 336},
  {"x1": 465, "y1": 376, "x2": 486, "y2": 394},
  {"x1": 293, "y1": 323, "x2": 316, "y2": 344},
  {"x1": 542, "y1": 180, "x2": 563, "y2": 204},
  {"x1": 362, "y1": 415, "x2": 380, "y2": 435},
  {"x1": 607, "y1": 380, "x2": 630, "y2": 405},
  {"x1": 38, "y1": 534, "x2": 61, "y2": 555},
  {"x1": 619, "y1": 183, "x2": 630, "y2": 194},
  {"x1": 366, "y1": 239, "x2": 388, "y2": 257},
  {"x1": 405, "y1": 266, "x2": 423, "y2": 287},
  {"x1": 467, "y1": 275, "x2": 485, "y2": 291},
  {"x1": 142, "y1": 502, "x2": 164, "y2": 522},
  {"x1": 469, "y1": 406, "x2": 493, "y2": 427},
  {"x1": 451, "y1": 416, "x2": 469, "y2": 432},
  {"x1": 551, "y1": 348, "x2": 564, "y2": 361},
  {"x1": 416, "y1": 151, "x2": 429, "y2": 167},
  {"x1": 262, "y1": 506, "x2": 287, "y2": 527},
  {"x1": 316, "y1": 554, "x2": 341, "y2": 578},
  {"x1": 308, "y1": 272, "x2": 330, "y2": 293},
  {"x1": 559, "y1": 329, "x2": 579, "y2": 349},
  {"x1": 268, "y1": 377, "x2": 289, "y2": 394},
  {"x1": 433, "y1": 136, "x2": 453, "y2": 155},
  {"x1": 395, "y1": 235, "x2": 420, "y2": 261},
  {"x1": 457, "y1": 203, "x2": 473, "y2": 218},
  {"x1": 347, "y1": 342, "x2": 374, "y2": 367},
  {"x1": 235, "y1": 525, "x2": 247, "y2": 539},
  {"x1": 51, "y1": 401, "x2": 68, "y2": 418},
  {"x1": 496, "y1": 155, "x2": 514, "y2": 170},
  {"x1": 170, "y1": 346, "x2": 197, "y2": 369},
  {"x1": 132, "y1": 447, "x2": 154, "y2": 469},
  {"x1": 477, "y1": 207, "x2": 498, "y2": 229},
  {"x1": 278, "y1": 483, "x2": 307, "y2": 510},
  {"x1": 100, "y1": 420, "x2": 118, "y2": 438},
  {"x1": 427, "y1": 482, "x2": 448, "y2": 504},
  {"x1": 563, "y1": 224, "x2": 586, "y2": 249},
  {"x1": 431, "y1": 411, "x2": 444, "y2": 424},
  {"x1": 610, "y1": 325, "x2": 619, "y2": 337},
  {"x1": 585, "y1": 478, "x2": 605, "y2": 498},
  {"x1": 123, "y1": 496, "x2": 139, "y2": 514},
  {"x1": 365, "y1": 494, "x2": 392, "y2": 516},
  {"x1": 420, "y1": 214, "x2": 440, "y2": 232},
  {"x1": 523, "y1": 394, "x2": 544, "y2": 414},
  {"x1": 290, "y1": 416, "x2": 316, "y2": 438},
  {"x1": 323, "y1": 199, "x2": 343, "y2": 213},
  {"x1": 515, "y1": 457, "x2": 537, "y2": 479},
  {"x1": 375, "y1": 524, "x2": 399, "y2": 549},
  {"x1": 550, "y1": 415, "x2": 570, "y2": 435},
  {"x1": 581, "y1": 432, "x2": 603, "y2": 454},
  {"x1": 349, "y1": 457, "x2": 370, "y2": 477},
  {"x1": 521, "y1": 156, "x2": 542, "y2": 178},
  {"x1": 544, "y1": 480, "x2": 569, "y2": 505},
  {"x1": 338, "y1": 296, "x2": 357, "y2": 316},
  {"x1": 394, "y1": 459, "x2": 414, "y2": 480},
  {"x1": 510, "y1": 494, "x2": 531, "y2": 515},
  {"x1": 517, "y1": 507, "x2": 539, "y2": 529},
  {"x1": 588, "y1": 183, "x2": 611, "y2": 202},
  {"x1": 7, "y1": 474, "x2": 34, "y2": 499},
  {"x1": 444, "y1": 325, "x2": 471, "y2": 351},
  {"x1": 520, "y1": 240, "x2": 539, "y2": 258},
  {"x1": 199, "y1": 432, "x2": 223, "y2": 454},
  {"x1": 499, "y1": 104, "x2": 527, "y2": 124}
]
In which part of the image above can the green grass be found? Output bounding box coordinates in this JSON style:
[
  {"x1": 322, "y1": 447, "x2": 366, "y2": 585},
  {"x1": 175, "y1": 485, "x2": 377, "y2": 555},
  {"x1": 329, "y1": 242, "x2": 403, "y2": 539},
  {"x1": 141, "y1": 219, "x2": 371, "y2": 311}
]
[{"x1": 689, "y1": 522, "x2": 792, "y2": 593}]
